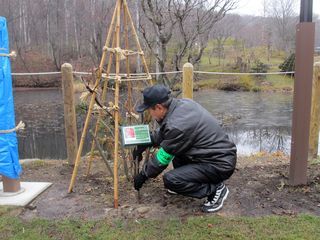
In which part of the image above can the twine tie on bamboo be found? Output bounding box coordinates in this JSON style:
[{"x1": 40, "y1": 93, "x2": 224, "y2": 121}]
[
  {"x1": 103, "y1": 46, "x2": 143, "y2": 61},
  {"x1": 115, "y1": 75, "x2": 122, "y2": 83}
]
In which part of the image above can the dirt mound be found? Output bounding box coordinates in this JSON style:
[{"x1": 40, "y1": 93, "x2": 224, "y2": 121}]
[{"x1": 18, "y1": 153, "x2": 320, "y2": 220}]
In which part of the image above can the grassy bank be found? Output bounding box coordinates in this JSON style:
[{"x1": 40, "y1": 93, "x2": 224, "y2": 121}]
[
  {"x1": 1, "y1": 212, "x2": 320, "y2": 239},
  {"x1": 194, "y1": 74, "x2": 294, "y2": 92}
]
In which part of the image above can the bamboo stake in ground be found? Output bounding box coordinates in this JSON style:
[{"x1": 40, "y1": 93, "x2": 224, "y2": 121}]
[
  {"x1": 309, "y1": 62, "x2": 320, "y2": 158},
  {"x1": 86, "y1": 36, "x2": 117, "y2": 176},
  {"x1": 68, "y1": 0, "x2": 118, "y2": 193},
  {"x1": 90, "y1": 131, "x2": 114, "y2": 179},
  {"x1": 122, "y1": 5, "x2": 131, "y2": 182},
  {"x1": 113, "y1": 0, "x2": 122, "y2": 209}
]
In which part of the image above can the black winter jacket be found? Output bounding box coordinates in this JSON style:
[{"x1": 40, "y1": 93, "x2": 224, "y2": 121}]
[{"x1": 143, "y1": 98, "x2": 237, "y2": 178}]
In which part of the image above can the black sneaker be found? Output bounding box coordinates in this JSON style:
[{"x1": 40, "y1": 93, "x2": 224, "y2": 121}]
[{"x1": 202, "y1": 183, "x2": 229, "y2": 213}]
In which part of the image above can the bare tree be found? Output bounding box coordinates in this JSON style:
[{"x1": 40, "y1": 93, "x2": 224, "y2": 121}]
[
  {"x1": 140, "y1": 0, "x2": 178, "y2": 84},
  {"x1": 87, "y1": 0, "x2": 113, "y2": 65},
  {"x1": 210, "y1": 14, "x2": 242, "y2": 66},
  {"x1": 140, "y1": 0, "x2": 237, "y2": 86},
  {"x1": 1, "y1": 0, "x2": 294, "y2": 81},
  {"x1": 267, "y1": 0, "x2": 299, "y2": 53}
]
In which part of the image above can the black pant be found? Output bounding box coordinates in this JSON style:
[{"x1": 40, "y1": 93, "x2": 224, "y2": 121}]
[{"x1": 163, "y1": 157, "x2": 233, "y2": 199}]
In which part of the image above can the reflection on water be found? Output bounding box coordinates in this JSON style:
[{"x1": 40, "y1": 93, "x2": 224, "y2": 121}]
[
  {"x1": 226, "y1": 127, "x2": 291, "y2": 155},
  {"x1": 194, "y1": 89, "x2": 293, "y2": 155},
  {"x1": 14, "y1": 88, "x2": 90, "y2": 159},
  {"x1": 14, "y1": 88, "x2": 294, "y2": 159},
  {"x1": 194, "y1": 90, "x2": 293, "y2": 128}
]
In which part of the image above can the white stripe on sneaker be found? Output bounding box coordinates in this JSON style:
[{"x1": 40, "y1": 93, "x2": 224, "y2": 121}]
[{"x1": 206, "y1": 187, "x2": 229, "y2": 213}]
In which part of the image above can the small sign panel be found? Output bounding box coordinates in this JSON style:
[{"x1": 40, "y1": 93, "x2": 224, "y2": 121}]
[{"x1": 121, "y1": 125, "x2": 151, "y2": 146}]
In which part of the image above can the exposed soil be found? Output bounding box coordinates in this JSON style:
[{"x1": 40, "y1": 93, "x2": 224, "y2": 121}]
[{"x1": 14, "y1": 152, "x2": 320, "y2": 221}]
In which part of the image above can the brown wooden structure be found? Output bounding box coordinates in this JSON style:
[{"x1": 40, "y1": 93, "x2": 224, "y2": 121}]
[{"x1": 67, "y1": 0, "x2": 152, "y2": 208}]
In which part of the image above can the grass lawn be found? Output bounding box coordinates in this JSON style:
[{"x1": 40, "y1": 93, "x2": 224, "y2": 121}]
[{"x1": 1, "y1": 212, "x2": 320, "y2": 240}]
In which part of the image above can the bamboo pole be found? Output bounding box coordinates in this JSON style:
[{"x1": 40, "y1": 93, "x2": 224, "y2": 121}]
[
  {"x1": 309, "y1": 62, "x2": 320, "y2": 158},
  {"x1": 86, "y1": 36, "x2": 117, "y2": 176},
  {"x1": 90, "y1": 131, "x2": 114, "y2": 178},
  {"x1": 123, "y1": 0, "x2": 151, "y2": 84},
  {"x1": 68, "y1": 0, "x2": 118, "y2": 193},
  {"x1": 182, "y1": 63, "x2": 194, "y2": 99},
  {"x1": 113, "y1": 0, "x2": 122, "y2": 208},
  {"x1": 122, "y1": 5, "x2": 131, "y2": 181},
  {"x1": 61, "y1": 63, "x2": 78, "y2": 165}
]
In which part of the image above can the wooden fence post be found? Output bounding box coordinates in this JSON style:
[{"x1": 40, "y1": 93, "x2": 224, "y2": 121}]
[
  {"x1": 309, "y1": 62, "x2": 320, "y2": 158},
  {"x1": 61, "y1": 63, "x2": 78, "y2": 165},
  {"x1": 182, "y1": 63, "x2": 194, "y2": 99}
]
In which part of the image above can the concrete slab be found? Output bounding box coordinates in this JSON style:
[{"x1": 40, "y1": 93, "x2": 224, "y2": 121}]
[{"x1": 0, "y1": 182, "x2": 52, "y2": 206}]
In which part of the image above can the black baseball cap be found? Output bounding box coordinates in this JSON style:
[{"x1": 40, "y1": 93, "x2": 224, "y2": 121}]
[{"x1": 136, "y1": 84, "x2": 171, "y2": 113}]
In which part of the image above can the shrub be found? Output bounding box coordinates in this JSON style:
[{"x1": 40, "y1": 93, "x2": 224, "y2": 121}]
[
  {"x1": 279, "y1": 53, "x2": 295, "y2": 76},
  {"x1": 251, "y1": 60, "x2": 269, "y2": 73},
  {"x1": 251, "y1": 86, "x2": 262, "y2": 92},
  {"x1": 238, "y1": 75, "x2": 254, "y2": 91}
]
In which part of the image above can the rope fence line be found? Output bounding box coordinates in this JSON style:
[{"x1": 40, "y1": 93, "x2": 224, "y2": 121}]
[
  {"x1": 194, "y1": 71, "x2": 295, "y2": 75},
  {"x1": 11, "y1": 70, "x2": 295, "y2": 77},
  {"x1": 0, "y1": 121, "x2": 25, "y2": 134},
  {"x1": 0, "y1": 51, "x2": 17, "y2": 58},
  {"x1": 12, "y1": 72, "x2": 61, "y2": 76}
]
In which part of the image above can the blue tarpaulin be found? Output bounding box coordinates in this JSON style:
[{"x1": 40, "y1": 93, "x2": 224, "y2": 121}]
[{"x1": 0, "y1": 16, "x2": 22, "y2": 179}]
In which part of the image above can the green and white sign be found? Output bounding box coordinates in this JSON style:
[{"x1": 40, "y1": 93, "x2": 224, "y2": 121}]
[{"x1": 121, "y1": 125, "x2": 151, "y2": 146}]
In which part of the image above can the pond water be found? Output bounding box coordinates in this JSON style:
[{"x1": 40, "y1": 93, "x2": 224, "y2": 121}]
[
  {"x1": 194, "y1": 90, "x2": 293, "y2": 155},
  {"x1": 13, "y1": 88, "x2": 294, "y2": 159}
]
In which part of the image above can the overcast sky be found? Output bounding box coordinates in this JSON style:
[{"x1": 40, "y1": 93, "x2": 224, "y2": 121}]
[{"x1": 230, "y1": 0, "x2": 320, "y2": 17}]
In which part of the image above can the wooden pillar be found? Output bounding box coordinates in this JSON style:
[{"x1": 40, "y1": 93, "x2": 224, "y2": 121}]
[
  {"x1": 2, "y1": 175, "x2": 20, "y2": 192},
  {"x1": 61, "y1": 63, "x2": 78, "y2": 165},
  {"x1": 309, "y1": 62, "x2": 320, "y2": 158},
  {"x1": 182, "y1": 63, "x2": 194, "y2": 99},
  {"x1": 289, "y1": 22, "x2": 315, "y2": 186}
]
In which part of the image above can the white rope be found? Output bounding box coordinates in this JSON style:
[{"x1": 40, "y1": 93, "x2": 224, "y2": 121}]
[
  {"x1": 118, "y1": 77, "x2": 152, "y2": 82},
  {"x1": 194, "y1": 71, "x2": 295, "y2": 75},
  {"x1": 10, "y1": 70, "x2": 295, "y2": 77},
  {"x1": 0, "y1": 121, "x2": 25, "y2": 134},
  {"x1": 74, "y1": 71, "x2": 150, "y2": 76},
  {"x1": 73, "y1": 71, "x2": 181, "y2": 76},
  {"x1": 0, "y1": 51, "x2": 17, "y2": 58},
  {"x1": 73, "y1": 71, "x2": 152, "y2": 81},
  {"x1": 12, "y1": 72, "x2": 61, "y2": 76},
  {"x1": 149, "y1": 71, "x2": 182, "y2": 76}
]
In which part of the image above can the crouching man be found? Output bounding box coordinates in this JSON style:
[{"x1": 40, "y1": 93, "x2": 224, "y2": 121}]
[{"x1": 133, "y1": 84, "x2": 237, "y2": 213}]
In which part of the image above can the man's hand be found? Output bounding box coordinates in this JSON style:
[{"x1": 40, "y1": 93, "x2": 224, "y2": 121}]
[
  {"x1": 134, "y1": 172, "x2": 148, "y2": 190},
  {"x1": 132, "y1": 145, "x2": 148, "y2": 161}
]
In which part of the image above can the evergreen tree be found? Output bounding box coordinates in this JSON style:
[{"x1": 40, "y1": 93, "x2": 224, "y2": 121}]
[{"x1": 279, "y1": 53, "x2": 295, "y2": 76}]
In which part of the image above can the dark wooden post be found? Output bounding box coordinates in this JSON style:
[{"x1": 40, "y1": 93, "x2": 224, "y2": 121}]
[{"x1": 289, "y1": 0, "x2": 315, "y2": 185}]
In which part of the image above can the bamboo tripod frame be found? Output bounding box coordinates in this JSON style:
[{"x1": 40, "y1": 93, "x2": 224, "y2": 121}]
[{"x1": 68, "y1": 0, "x2": 151, "y2": 208}]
